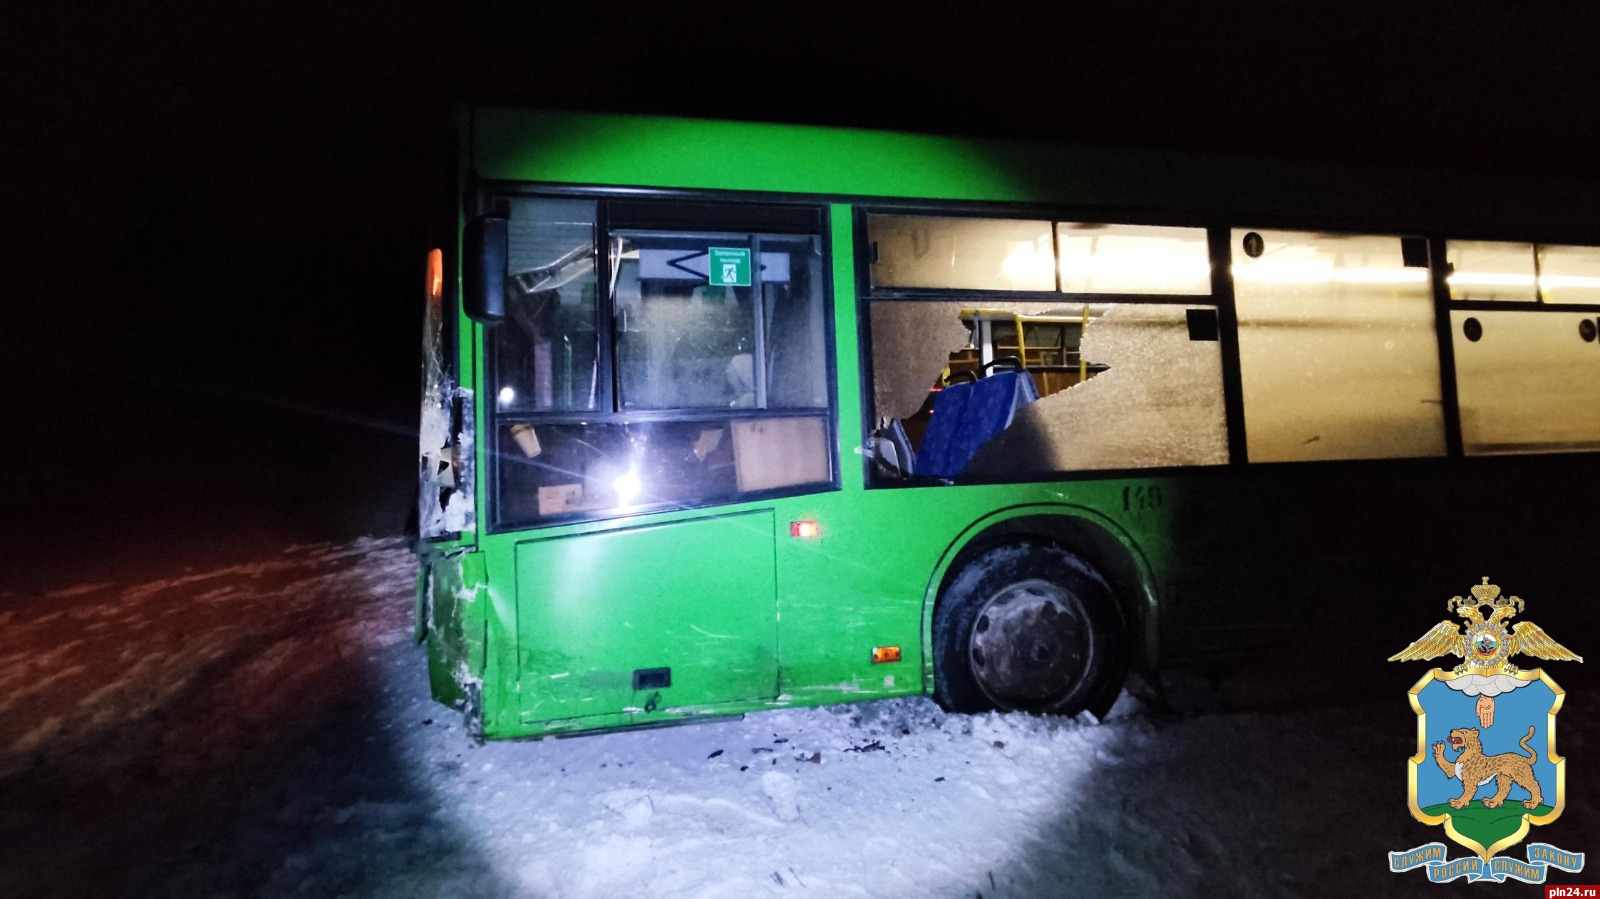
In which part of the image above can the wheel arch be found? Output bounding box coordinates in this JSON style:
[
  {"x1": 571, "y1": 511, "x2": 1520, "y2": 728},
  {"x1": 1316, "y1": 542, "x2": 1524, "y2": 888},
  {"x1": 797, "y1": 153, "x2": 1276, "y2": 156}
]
[{"x1": 919, "y1": 503, "x2": 1159, "y2": 694}]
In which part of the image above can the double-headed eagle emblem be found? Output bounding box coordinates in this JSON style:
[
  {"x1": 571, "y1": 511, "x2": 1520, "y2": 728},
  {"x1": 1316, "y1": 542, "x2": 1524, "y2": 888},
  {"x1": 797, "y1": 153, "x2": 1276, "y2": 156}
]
[{"x1": 1390, "y1": 578, "x2": 1582, "y2": 676}]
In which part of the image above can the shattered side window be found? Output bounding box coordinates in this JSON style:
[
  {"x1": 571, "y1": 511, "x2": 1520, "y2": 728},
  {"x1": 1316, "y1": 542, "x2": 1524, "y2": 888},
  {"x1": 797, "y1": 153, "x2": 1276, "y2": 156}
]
[
  {"x1": 868, "y1": 300, "x2": 1228, "y2": 481},
  {"x1": 967, "y1": 304, "x2": 1228, "y2": 473},
  {"x1": 869, "y1": 301, "x2": 974, "y2": 422}
]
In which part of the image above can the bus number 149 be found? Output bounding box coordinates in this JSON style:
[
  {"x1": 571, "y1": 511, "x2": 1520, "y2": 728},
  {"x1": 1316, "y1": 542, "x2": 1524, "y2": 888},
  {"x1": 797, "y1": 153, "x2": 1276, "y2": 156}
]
[{"x1": 1121, "y1": 485, "x2": 1164, "y2": 513}]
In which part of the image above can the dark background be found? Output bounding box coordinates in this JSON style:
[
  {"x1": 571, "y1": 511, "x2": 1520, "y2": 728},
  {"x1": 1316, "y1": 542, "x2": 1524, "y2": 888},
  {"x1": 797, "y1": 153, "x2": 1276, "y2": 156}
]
[{"x1": 8, "y1": 5, "x2": 1600, "y2": 579}]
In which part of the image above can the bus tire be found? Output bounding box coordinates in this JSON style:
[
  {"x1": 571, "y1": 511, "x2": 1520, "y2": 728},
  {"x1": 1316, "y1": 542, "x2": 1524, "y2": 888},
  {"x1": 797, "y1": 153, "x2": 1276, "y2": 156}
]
[{"x1": 932, "y1": 541, "x2": 1126, "y2": 717}]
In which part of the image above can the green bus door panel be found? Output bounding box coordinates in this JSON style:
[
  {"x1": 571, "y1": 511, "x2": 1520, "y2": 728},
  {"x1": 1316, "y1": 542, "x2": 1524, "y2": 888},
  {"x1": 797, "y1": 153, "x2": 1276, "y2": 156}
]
[{"x1": 515, "y1": 510, "x2": 779, "y2": 724}]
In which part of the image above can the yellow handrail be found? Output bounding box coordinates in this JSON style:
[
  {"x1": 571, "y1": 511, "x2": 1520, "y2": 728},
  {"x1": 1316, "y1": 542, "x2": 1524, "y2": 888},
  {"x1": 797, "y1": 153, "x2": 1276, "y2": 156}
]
[
  {"x1": 1014, "y1": 312, "x2": 1027, "y2": 373},
  {"x1": 1079, "y1": 304, "x2": 1089, "y2": 382}
]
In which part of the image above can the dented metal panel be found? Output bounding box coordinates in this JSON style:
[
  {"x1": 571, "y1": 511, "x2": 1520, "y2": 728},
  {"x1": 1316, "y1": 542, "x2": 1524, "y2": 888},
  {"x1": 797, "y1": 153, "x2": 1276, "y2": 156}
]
[
  {"x1": 514, "y1": 510, "x2": 779, "y2": 725},
  {"x1": 423, "y1": 549, "x2": 488, "y2": 714}
]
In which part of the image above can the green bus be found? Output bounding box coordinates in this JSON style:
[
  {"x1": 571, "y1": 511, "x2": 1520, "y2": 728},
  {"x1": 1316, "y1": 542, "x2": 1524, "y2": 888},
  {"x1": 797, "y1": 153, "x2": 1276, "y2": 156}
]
[{"x1": 415, "y1": 107, "x2": 1600, "y2": 739}]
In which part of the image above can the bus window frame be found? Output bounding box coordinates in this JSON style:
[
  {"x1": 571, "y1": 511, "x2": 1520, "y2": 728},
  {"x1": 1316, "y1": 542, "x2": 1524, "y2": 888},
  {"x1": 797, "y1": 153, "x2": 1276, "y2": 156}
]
[
  {"x1": 852, "y1": 205, "x2": 1600, "y2": 484},
  {"x1": 854, "y1": 204, "x2": 1234, "y2": 490},
  {"x1": 475, "y1": 184, "x2": 843, "y2": 534},
  {"x1": 1432, "y1": 237, "x2": 1600, "y2": 458}
]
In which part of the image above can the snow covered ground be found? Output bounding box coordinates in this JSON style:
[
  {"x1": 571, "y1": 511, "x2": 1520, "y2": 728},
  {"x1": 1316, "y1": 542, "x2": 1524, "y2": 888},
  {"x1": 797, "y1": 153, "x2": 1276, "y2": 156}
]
[{"x1": 1, "y1": 536, "x2": 1592, "y2": 898}]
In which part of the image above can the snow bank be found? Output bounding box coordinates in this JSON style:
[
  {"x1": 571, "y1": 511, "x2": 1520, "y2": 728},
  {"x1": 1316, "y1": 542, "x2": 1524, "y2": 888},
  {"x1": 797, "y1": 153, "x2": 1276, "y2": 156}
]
[{"x1": 1, "y1": 537, "x2": 1593, "y2": 898}]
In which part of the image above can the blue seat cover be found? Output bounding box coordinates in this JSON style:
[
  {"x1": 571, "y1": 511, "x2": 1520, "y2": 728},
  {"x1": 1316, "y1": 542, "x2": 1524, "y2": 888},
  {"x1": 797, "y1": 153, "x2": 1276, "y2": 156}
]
[{"x1": 913, "y1": 371, "x2": 1037, "y2": 479}]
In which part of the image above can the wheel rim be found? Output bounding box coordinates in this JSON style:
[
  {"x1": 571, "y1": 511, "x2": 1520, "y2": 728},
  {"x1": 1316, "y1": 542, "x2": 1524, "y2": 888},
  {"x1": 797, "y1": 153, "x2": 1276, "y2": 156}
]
[{"x1": 968, "y1": 578, "x2": 1091, "y2": 711}]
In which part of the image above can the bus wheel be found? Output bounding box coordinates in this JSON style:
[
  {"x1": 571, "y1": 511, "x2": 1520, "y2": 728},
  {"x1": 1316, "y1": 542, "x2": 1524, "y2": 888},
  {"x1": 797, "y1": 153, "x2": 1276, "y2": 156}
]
[{"x1": 933, "y1": 541, "x2": 1125, "y2": 717}]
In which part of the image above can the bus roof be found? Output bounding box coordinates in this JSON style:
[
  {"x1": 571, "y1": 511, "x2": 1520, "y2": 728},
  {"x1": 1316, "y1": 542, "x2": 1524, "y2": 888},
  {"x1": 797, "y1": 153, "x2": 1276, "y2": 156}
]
[{"x1": 469, "y1": 107, "x2": 1600, "y2": 241}]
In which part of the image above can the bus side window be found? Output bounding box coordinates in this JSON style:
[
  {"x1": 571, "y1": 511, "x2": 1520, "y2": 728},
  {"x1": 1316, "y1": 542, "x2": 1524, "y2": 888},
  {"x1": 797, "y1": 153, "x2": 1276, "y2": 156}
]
[
  {"x1": 1232, "y1": 229, "x2": 1445, "y2": 463},
  {"x1": 867, "y1": 300, "x2": 1228, "y2": 480},
  {"x1": 864, "y1": 215, "x2": 1226, "y2": 482},
  {"x1": 967, "y1": 304, "x2": 1227, "y2": 474},
  {"x1": 1445, "y1": 240, "x2": 1600, "y2": 454},
  {"x1": 1452, "y1": 309, "x2": 1600, "y2": 454}
]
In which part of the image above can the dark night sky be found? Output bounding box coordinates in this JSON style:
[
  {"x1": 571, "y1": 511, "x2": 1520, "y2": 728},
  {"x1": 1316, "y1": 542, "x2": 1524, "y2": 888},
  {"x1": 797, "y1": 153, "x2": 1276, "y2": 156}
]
[{"x1": 9, "y1": 5, "x2": 1600, "y2": 551}]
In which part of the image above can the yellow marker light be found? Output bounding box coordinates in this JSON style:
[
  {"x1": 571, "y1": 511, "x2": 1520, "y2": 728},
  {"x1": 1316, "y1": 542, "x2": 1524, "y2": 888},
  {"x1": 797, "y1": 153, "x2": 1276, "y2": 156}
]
[
  {"x1": 871, "y1": 645, "x2": 902, "y2": 664},
  {"x1": 789, "y1": 520, "x2": 820, "y2": 539},
  {"x1": 426, "y1": 248, "x2": 443, "y2": 299}
]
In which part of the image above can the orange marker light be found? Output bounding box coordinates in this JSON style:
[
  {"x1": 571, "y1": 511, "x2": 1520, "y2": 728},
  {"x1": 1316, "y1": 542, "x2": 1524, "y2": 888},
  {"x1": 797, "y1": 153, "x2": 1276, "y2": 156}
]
[
  {"x1": 789, "y1": 520, "x2": 820, "y2": 539},
  {"x1": 871, "y1": 645, "x2": 902, "y2": 664},
  {"x1": 426, "y1": 248, "x2": 444, "y2": 299}
]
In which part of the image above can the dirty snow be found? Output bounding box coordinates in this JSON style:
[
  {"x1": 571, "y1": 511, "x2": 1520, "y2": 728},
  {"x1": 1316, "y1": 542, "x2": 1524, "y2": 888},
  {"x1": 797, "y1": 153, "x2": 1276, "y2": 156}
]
[{"x1": 1, "y1": 537, "x2": 1592, "y2": 897}]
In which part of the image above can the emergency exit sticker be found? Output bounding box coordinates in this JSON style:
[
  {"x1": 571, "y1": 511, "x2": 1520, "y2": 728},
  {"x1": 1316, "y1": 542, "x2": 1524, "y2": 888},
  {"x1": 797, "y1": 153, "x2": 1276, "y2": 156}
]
[{"x1": 707, "y1": 247, "x2": 752, "y2": 287}]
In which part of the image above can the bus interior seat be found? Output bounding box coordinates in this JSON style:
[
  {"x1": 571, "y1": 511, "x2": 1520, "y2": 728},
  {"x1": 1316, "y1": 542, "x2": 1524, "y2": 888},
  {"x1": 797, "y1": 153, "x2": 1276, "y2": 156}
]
[
  {"x1": 913, "y1": 369, "x2": 1038, "y2": 479},
  {"x1": 872, "y1": 418, "x2": 917, "y2": 479},
  {"x1": 982, "y1": 355, "x2": 1024, "y2": 375}
]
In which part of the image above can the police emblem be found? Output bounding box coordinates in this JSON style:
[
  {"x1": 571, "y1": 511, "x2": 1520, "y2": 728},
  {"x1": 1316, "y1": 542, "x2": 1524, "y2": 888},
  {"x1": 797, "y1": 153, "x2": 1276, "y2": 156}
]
[{"x1": 1387, "y1": 579, "x2": 1586, "y2": 883}]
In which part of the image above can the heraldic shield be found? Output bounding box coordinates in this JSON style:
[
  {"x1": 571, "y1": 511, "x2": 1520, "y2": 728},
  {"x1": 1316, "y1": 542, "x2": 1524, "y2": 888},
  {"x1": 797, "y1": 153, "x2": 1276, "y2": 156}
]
[
  {"x1": 1407, "y1": 668, "x2": 1563, "y2": 860},
  {"x1": 1388, "y1": 579, "x2": 1585, "y2": 883}
]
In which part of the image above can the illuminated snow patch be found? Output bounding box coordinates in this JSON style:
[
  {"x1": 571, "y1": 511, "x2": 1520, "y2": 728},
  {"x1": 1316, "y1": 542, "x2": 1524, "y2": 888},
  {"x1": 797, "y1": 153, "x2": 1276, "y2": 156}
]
[{"x1": 397, "y1": 690, "x2": 1122, "y2": 898}]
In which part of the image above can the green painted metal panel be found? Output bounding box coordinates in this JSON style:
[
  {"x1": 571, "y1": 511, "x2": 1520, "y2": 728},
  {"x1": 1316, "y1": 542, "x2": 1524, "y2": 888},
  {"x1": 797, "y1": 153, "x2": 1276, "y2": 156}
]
[
  {"x1": 827, "y1": 204, "x2": 864, "y2": 492},
  {"x1": 471, "y1": 108, "x2": 1600, "y2": 236},
  {"x1": 474, "y1": 108, "x2": 1030, "y2": 203},
  {"x1": 768, "y1": 487, "x2": 940, "y2": 703},
  {"x1": 514, "y1": 510, "x2": 779, "y2": 724},
  {"x1": 469, "y1": 467, "x2": 1188, "y2": 738}
]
